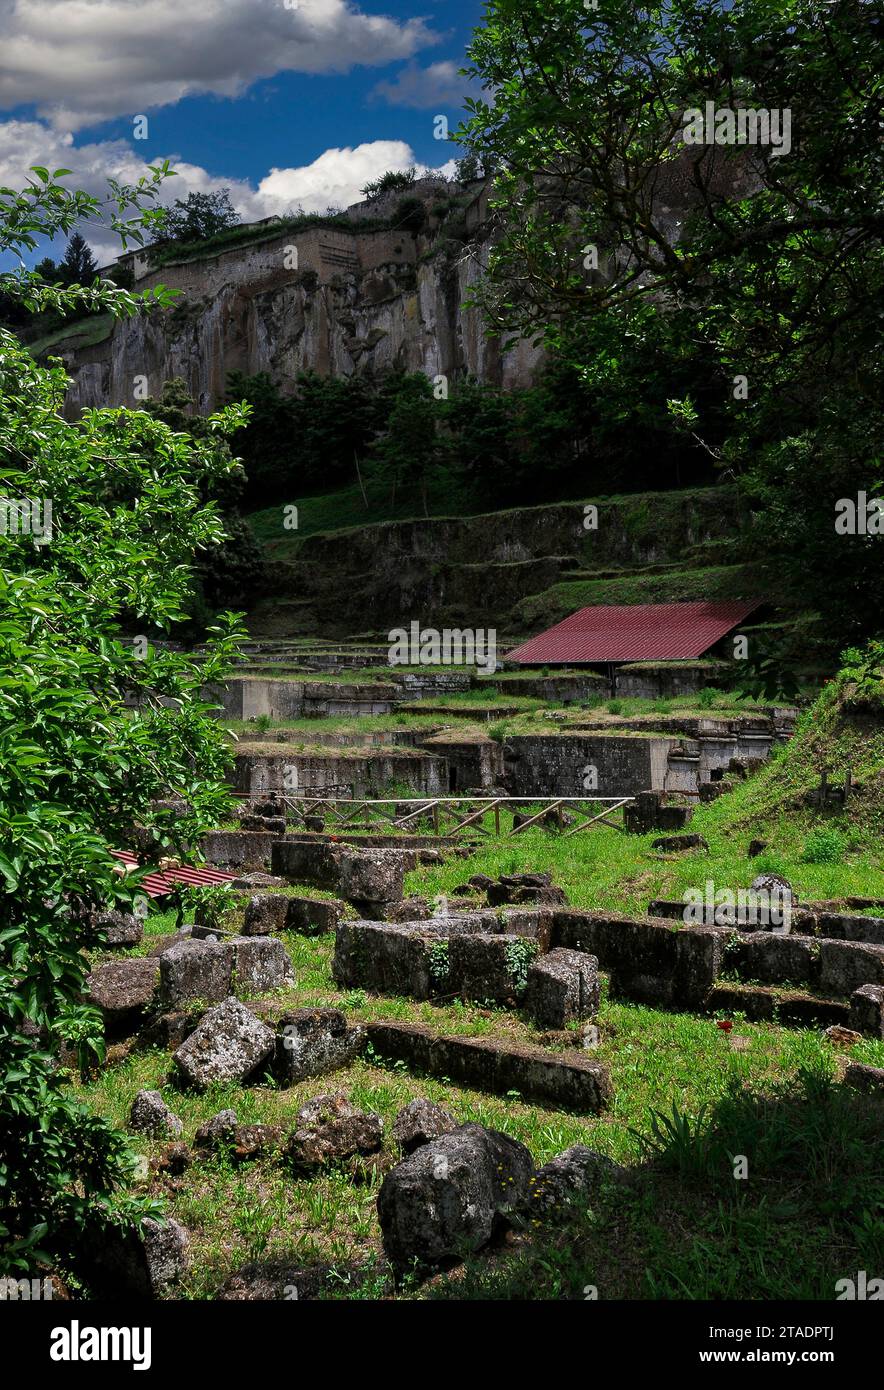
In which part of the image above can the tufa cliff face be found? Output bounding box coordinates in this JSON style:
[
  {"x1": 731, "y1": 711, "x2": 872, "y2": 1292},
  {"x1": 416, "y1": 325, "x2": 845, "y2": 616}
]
[{"x1": 59, "y1": 179, "x2": 544, "y2": 414}]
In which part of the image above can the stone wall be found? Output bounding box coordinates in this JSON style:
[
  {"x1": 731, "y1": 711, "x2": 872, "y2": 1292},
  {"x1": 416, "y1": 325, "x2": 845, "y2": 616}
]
[
  {"x1": 614, "y1": 663, "x2": 727, "y2": 699},
  {"x1": 330, "y1": 906, "x2": 884, "y2": 1035},
  {"x1": 503, "y1": 733, "x2": 678, "y2": 798},
  {"x1": 418, "y1": 732, "x2": 503, "y2": 790},
  {"x1": 233, "y1": 747, "x2": 447, "y2": 797},
  {"x1": 206, "y1": 678, "x2": 398, "y2": 720}
]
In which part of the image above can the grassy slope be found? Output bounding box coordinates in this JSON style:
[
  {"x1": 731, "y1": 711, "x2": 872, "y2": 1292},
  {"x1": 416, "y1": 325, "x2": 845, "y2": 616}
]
[
  {"x1": 68, "y1": 682, "x2": 883, "y2": 1301},
  {"x1": 25, "y1": 312, "x2": 115, "y2": 357},
  {"x1": 408, "y1": 682, "x2": 884, "y2": 907},
  {"x1": 77, "y1": 905, "x2": 884, "y2": 1300}
]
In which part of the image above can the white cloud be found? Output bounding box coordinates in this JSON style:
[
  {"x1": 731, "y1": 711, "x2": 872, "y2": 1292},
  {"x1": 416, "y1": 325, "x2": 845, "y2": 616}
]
[
  {"x1": 370, "y1": 60, "x2": 472, "y2": 111},
  {"x1": 0, "y1": 120, "x2": 454, "y2": 266},
  {"x1": 0, "y1": 0, "x2": 440, "y2": 130},
  {"x1": 251, "y1": 140, "x2": 422, "y2": 214}
]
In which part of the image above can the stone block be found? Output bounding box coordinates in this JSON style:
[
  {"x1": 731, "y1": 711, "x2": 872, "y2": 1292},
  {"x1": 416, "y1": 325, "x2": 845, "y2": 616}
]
[
  {"x1": 231, "y1": 936, "x2": 294, "y2": 997},
  {"x1": 94, "y1": 909, "x2": 144, "y2": 947},
  {"x1": 276, "y1": 1008, "x2": 364, "y2": 1083},
  {"x1": 849, "y1": 984, "x2": 884, "y2": 1038},
  {"x1": 392, "y1": 1099, "x2": 456, "y2": 1155},
  {"x1": 728, "y1": 933, "x2": 817, "y2": 987},
  {"x1": 377, "y1": 1124, "x2": 533, "y2": 1269},
  {"x1": 818, "y1": 939, "x2": 884, "y2": 996},
  {"x1": 844, "y1": 1063, "x2": 884, "y2": 1095},
  {"x1": 285, "y1": 1092, "x2": 383, "y2": 1175},
  {"x1": 159, "y1": 938, "x2": 234, "y2": 1006},
  {"x1": 448, "y1": 933, "x2": 535, "y2": 1005},
  {"x1": 284, "y1": 896, "x2": 343, "y2": 935},
  {"x1": 332, "y1": 920, "x2": 435, "y2": 999},
  {"x1": 364, "y1": 1021, "x2": 612, "y2": 1114},
  {"x1": 524, "y1": 948, "x2": 600, "y2": 1029},
  {"x1": 241, "y1": 893, "x2": 290, "y2": 935},
  {"x1": 173, "y1": 998, "x2": 276, "y2": 1088},
  {"x1": 523, "y1": 1145, "x2": 627, "y2": 1220},
  {"x1": 86, "y1": 959, "x2": 159, "y2": 1032},
  {"x1": 129, "y1": 1089, "x2": 183, "y2": 1139}
]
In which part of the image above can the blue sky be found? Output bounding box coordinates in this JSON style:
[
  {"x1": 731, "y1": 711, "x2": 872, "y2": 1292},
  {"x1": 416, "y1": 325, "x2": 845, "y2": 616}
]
[
  {"x1": 0, "y1": 0, "x2": 486, "y2": 262},
  {"x1": 74, "y1": 1, "x2": 485, "y2": 184}
]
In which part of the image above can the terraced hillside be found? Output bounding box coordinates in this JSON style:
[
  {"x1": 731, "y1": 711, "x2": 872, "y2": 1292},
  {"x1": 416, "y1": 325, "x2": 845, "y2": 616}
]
[{"x1": 247, "y1": 484, "x2": 772, "y2": 641}]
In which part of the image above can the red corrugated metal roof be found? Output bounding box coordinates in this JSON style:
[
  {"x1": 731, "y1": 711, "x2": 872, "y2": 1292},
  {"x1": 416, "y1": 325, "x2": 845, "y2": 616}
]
[
  {"x1": 505, "y1": 600, "x2": 761, "y2": 664},
  {"x1": 112, "y1": 851, "x2": 235, "y2": 899}
]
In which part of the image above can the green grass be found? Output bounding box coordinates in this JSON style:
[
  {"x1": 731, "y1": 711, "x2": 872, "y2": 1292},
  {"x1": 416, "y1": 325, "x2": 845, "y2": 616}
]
[
  {"x1": 26, "y1": 312, "x2": 115, "y2": 357},
  {"x1": 66, "y1": 675, "x2": 884, "y2": 1300},
  {"x1": 515, "y1": 562, "x2": 767, "y2": 628},
  {"x1": 75, "y1": 924, "x2": 884, "y2": 1300},
  {"x1": 226, "y1": 714, "x2": 446, "y2": 736},
  {"x1": 249, "y1": 477, "x2": 480, "y2": 546},
  {"x1": 405, "y1": 807, "x2": 884, "y2": 909}
]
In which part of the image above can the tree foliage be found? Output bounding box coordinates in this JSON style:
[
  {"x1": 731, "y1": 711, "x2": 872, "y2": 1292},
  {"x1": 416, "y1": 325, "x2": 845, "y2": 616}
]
[
  {"x1": 0, "y1": 167, "x2": 246, "y2": 1275},
  {"x1": 457, "y1": 0, "x2": 884, "y2": 647},
  {"x1": 360, "y1": 168, "x2": 417, "y2": 199},
  {"x1": 160, "y1": 189, "x2": 240, "y2": 244},
  {"x1": 57, "y1": 232, "x2": 99, "y2": 287},
  {"x1": 140, "y1": 378, "x2": 266, "y2": 618}
]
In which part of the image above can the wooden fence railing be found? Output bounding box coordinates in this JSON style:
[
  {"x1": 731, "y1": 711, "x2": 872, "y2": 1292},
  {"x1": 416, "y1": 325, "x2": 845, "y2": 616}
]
[{"x1": 261, "y1": 794, "x2": 635, "y2": 839}]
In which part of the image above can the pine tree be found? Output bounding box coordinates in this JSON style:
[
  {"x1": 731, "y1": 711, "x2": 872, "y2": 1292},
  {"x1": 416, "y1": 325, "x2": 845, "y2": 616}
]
[{"x1": 57, "y1": 232, "x2": 98, "y2": 288}]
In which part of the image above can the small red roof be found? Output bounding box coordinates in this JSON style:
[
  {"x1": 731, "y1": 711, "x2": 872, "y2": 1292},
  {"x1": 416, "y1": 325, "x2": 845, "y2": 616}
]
[
  {"x1": 112, "y1": 851, "x2": 235, "y2": 899},
  {"x1": 506, "y1": 600, "x2": 761, "y2": 664}
]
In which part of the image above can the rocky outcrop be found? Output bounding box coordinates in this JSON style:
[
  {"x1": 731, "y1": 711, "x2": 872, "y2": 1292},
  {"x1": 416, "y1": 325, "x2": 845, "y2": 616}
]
[{"x1": 56, "y1": 180, "x2": 544, "y2": 415}]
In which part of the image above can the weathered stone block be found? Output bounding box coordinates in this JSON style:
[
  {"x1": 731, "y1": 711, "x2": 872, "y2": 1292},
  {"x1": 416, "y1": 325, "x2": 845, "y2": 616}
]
[
  {"x1": 364, "y1": 1021, "x2": 612, "y2": 1114},
  {"x1": 849, "y1": 984, "x2": 884, "y2": 1038},
  {"x1": 817, "y1": 913, "x2": 884, "y2": 947},
  {"x1": 271, "y1": 840, "x2": 406, "y2": 908},
  {"x1": 337, "y1": 849, "x2": 406, "y2": 908},
  {"x1": 129, "y1": 1089, "x2": 183, "y2": 1139},
  {"x1": 231, "y1": 936, "x2": 294, "y2": 996},
  {"x1": 707, "y1": 982, "x2": 849, "y2": 1029},
  {"x1": 159, "y1": 938, "x2": 234, "y2": 1006},
  {"x1": 137, "y1": 1009, "x2": 195, "y2": 1050},
  {"x1": 650, "y1": 833, "x2": 709, "y2": 852},
  {"x1": 844, "y1": 1062, "x2": 884, "y2": 1095},
  {"x1": 332, "y1": 920, "x2": 435, "y2": 999},
  {"x1": 173, "y1": 998, "x2": 276, "y2": 1088},
  {"x1": 377, "y1": 1124, "x2": 533, "y2": 1269},
  {"x1": 392, "y1": 1098, "x2": 456, "y2": 1155},
  {"x1": 524, "y1": 1145, "x2": 627, "y2": 1220},
  {"x1": 276, "y1": 1008, "x2": 364, "y2": 1083},
  {"x1": 94, "y1": 909, "x2": 144, "y2": 947},
  {"x1": 83, "y1": 1217, "x2": 189, "y2": 1300},
  {"x1": 194, "y1": 1109, "x2": 238, "y2": 1147},
  {"x1": 86, "y1": 959, "x2": 159, "y2": 1032},
  {"x1": 285, "y1": 1092, "x2": 383, "y2": 1174},
  {"x1": 728, "y1": 933, "x2": 816, "y2": 987},
  {"x1": 284, "y1": 895, "x2": 343, "y2": 935},
  {"x1": 241, "y1": 893, "x2": 289, "y2": 935},
  {"x1": 448, "y1": 933, "x2": 535, "y2": 1005},
  {"x1": 524, "y1": 949, "x2": 600, "y2": 1029},
  {"x1": 818, "y1": 939, "x2": 884, "y2": 996}
]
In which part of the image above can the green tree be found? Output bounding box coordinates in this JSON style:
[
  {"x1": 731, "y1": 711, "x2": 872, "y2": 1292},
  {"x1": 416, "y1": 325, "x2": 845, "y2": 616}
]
[
  {"x1": 57, "y1": 231, "x2": 98, "y2": 288},
  {"x1": 161, "y1": 189, "x2": 240, "y2": 244},
  {"x1": 458, "y1": 0, "x2": 884, "y2": 649},
  {"x1": 368, "y1": 374, "x2": 443, "y2": 516},
  {"x1": 141, "y1": 378, "x2": 266, "y2": 615},
  {"x1": 0, "y1": 165, "x2": 246, "y2": 1277},
  {"x1": 442, "y1": 378, "x2": 516, "y2": 506},
  {"x1": 360, "y1": 168, "x2": 417, "y2": 198}
]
